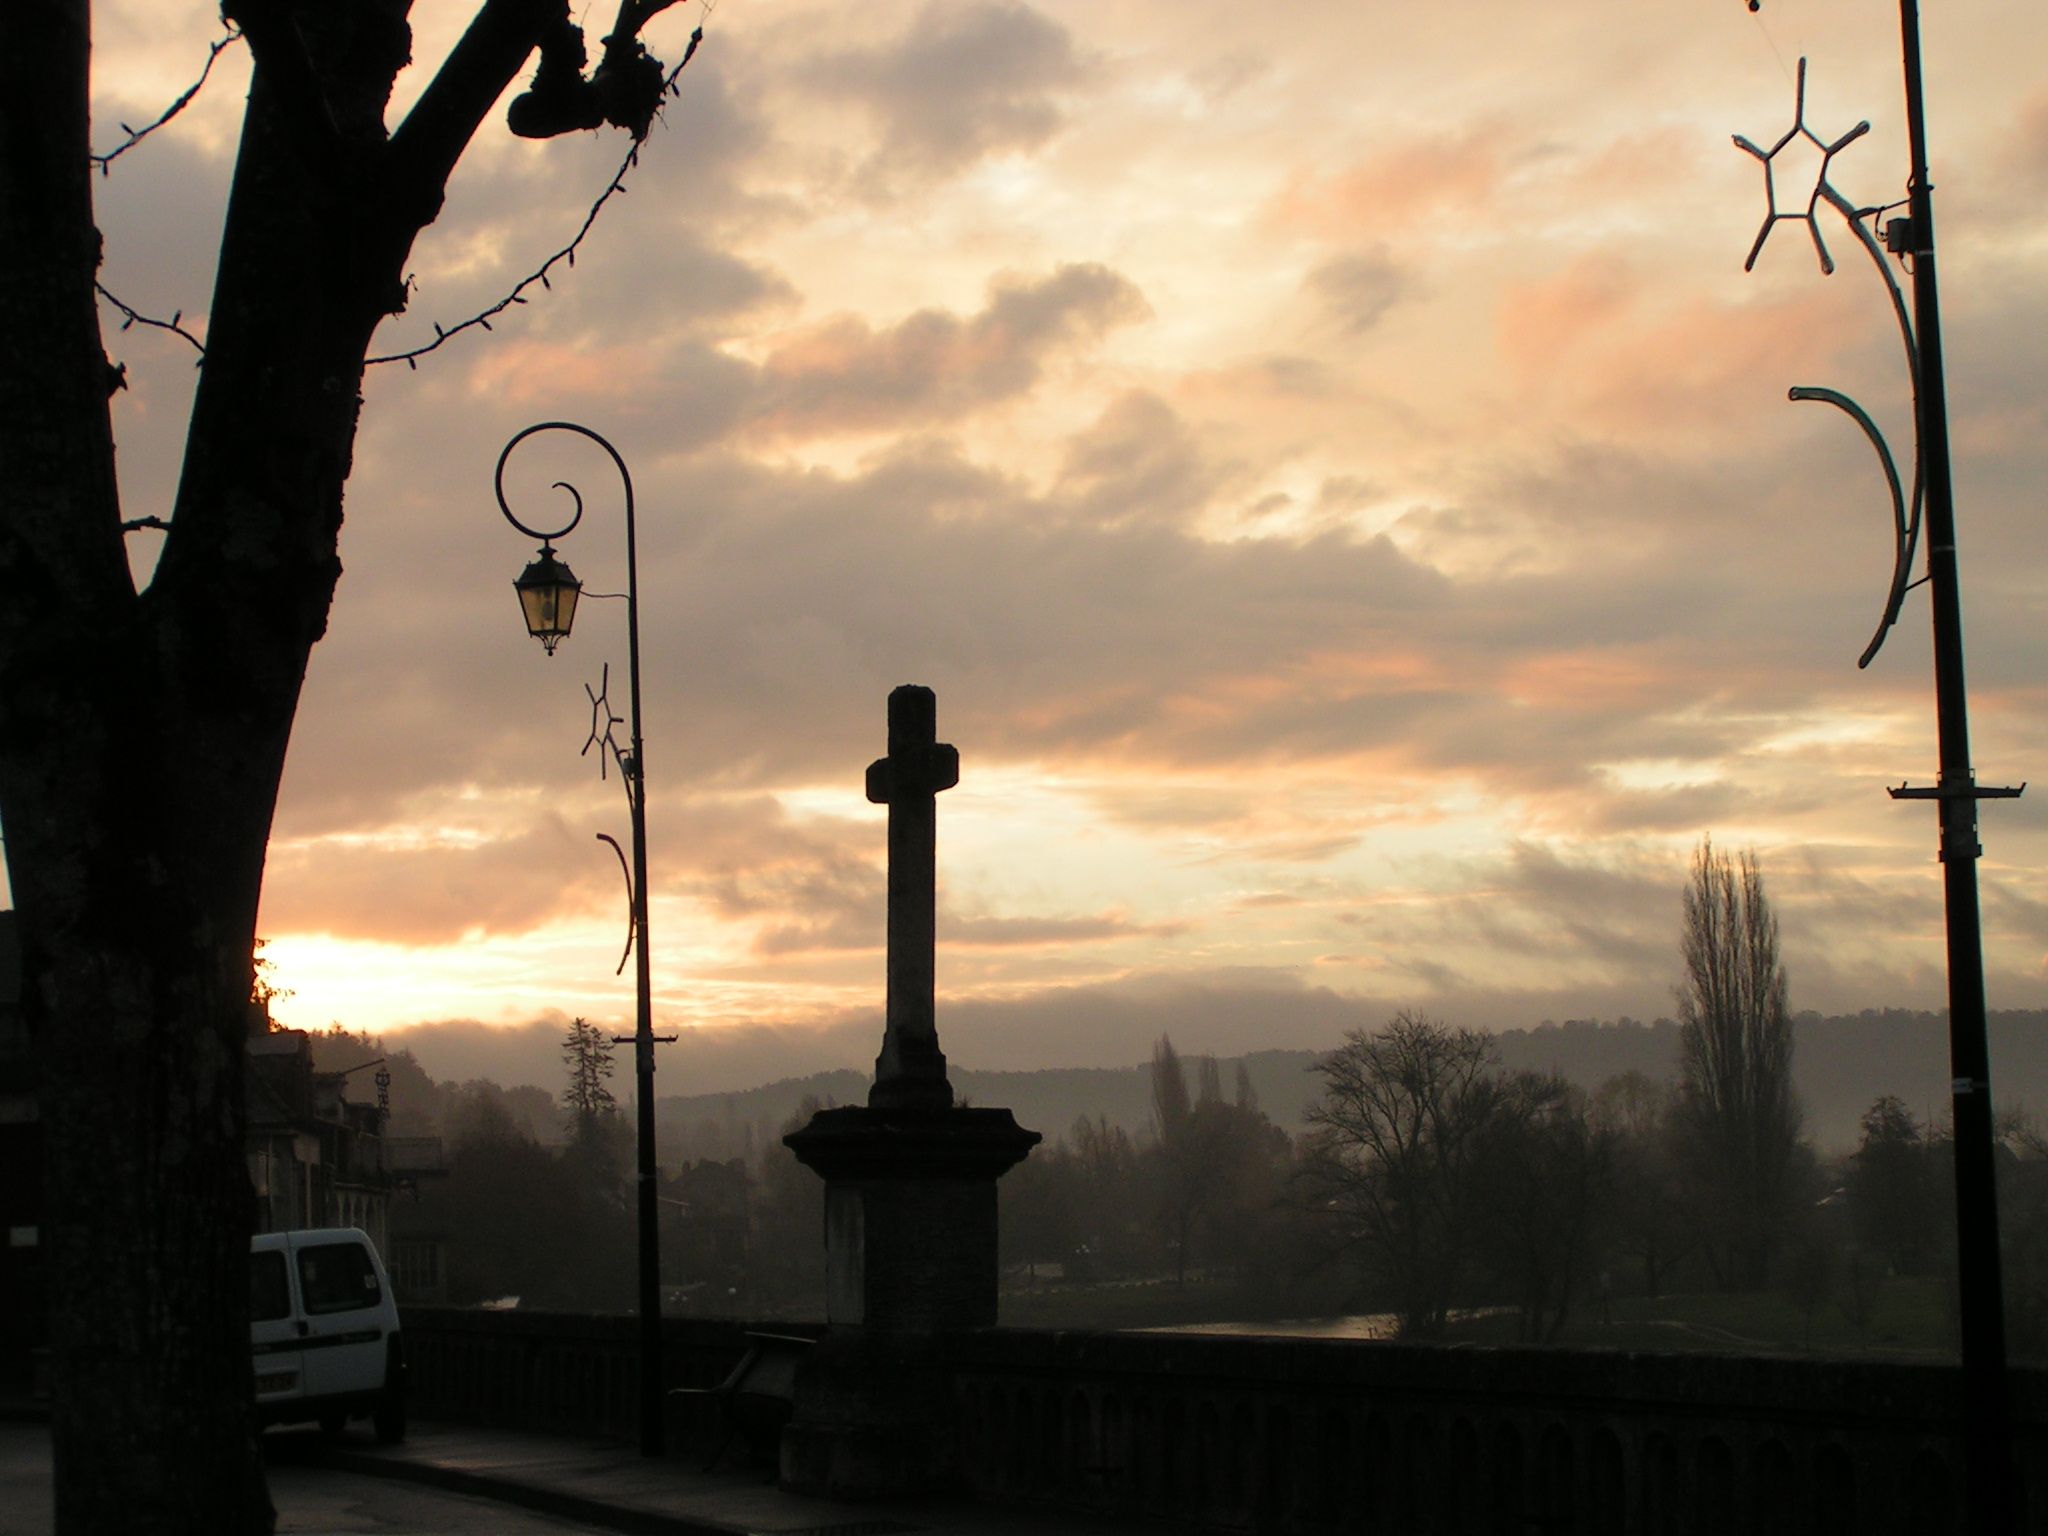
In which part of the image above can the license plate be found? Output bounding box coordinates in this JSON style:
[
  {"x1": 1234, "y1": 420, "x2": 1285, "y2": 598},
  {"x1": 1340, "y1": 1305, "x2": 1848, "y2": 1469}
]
[{"x1": 254, "y1": 1372, "x2": 297, "y2": 1395}]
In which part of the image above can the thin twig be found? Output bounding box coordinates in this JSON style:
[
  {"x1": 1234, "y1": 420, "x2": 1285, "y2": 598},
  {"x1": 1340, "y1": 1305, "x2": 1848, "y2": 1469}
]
[
  {"x1": 90, "y1": 29, "x2": 244, "y2": 175},
  {"x1": 369, "y1": 26, "x2": 703, "y2": 370},
  {"x1": 95, "y1": 282, "x2": 206, "y2": 357}
]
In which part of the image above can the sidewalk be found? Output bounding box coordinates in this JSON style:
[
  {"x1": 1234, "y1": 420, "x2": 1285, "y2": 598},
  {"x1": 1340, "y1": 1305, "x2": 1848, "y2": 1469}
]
[{"x1": 14, "y1": 1409, "x2": 1154, "y2": 1536}]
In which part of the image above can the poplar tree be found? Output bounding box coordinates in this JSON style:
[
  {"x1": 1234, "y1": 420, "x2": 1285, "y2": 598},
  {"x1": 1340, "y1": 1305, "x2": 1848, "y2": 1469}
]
[{"x1": 1674, "y1": 837, "x2": 1802, "y2": 1289}]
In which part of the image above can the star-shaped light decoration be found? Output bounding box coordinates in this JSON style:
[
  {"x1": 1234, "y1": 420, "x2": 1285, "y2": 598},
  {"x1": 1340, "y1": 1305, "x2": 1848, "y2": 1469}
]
[
  {"x1": 1734, "y1": 57, "x2": 1871, "y2": 274},
  {"x1": 582, "y1": 662, "x2": 628, "y2": 780}
]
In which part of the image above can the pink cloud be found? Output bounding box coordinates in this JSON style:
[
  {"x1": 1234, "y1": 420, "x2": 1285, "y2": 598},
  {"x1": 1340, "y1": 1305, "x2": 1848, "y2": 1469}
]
[
  {"x1": 1269, "y1": 124, "x2": 1510, "y2": 238},
  {"x1": 1494, "y1": 257, "x2": 1863, "y2": 438},
  {"x1": 465, "y1": 338, "x2": 664, "y2": 408}
]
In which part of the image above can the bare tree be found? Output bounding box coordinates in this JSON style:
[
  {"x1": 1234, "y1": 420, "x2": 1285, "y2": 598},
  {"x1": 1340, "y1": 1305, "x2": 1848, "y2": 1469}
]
[
  {"x1": 1847, "y1": 1095, "x2": 1943, "y2": 1278},
  {"x1": 1674, "y1": 837, "x2": 1801, "y2": 1289},
  {"x1": 0, "y1": 4, "x2": 697, "y2": 1528},
  {"x1": 1302, "y1": 1012, "x2": 1503, "y2": 1338},
  {"x1": 1149, "y1": 1035, "x2": 1292, "y2": 1289},
  {"x1": 1591, "y1": 1069, "x2": 1694, "y2": 1298},
  {"x1": 1148, "y1": 1035, "x2": 1203, "y2": 1285},
  {"x1": 1149, "y1": 1034, "x2": 1193, "y2": 1141},
  {"x1": 1470, "y1": 1072, "x2": 1613, "y2": 1342},
  {"x1": 2002, "y1": 1111, "x2": 2048, "y2": 1363}
]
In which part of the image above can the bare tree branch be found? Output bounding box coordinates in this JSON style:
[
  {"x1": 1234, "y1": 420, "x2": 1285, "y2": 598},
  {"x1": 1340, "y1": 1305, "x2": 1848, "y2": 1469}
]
[
  {"x1": 387, "y1": 0, "x2": 561, "y2": 218},
  {"x1": 507, "y1": 0, "x2": 685, "y2": 140},
  {"x1": 371, "y1": 31, "x2": 701, "y2": 368}
]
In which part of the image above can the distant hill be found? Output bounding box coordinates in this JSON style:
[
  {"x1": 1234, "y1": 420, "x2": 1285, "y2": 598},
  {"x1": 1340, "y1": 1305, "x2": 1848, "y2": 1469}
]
[
  {"x1": 653, "y1": 1011, "x2": 2045, "y2": 1158},
  {"x1": 652, "y1": 1049, "x2": 1327, "y2": 1164},
  {"x1": 1490, "y1": 1010, "x2": 2047, "y2": 1149}
]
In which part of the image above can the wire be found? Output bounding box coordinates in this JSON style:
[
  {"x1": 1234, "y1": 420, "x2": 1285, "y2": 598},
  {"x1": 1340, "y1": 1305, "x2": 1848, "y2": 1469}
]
[
  {"x1": 90, "y1": 29, "x2": 244, "y2": 176},
  {"x1": 1750, "y1": 4, "x2": 1797, "y2": 91},
  {"x1": 369, "y1": 24, "x2": 705, "y2": 370}
]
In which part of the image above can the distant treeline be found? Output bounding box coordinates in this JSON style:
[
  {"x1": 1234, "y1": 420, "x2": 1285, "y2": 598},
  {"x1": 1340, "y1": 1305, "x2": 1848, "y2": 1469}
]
[
  {"x1": 301, "y1": 1012, "x2": 2048, "y2": 1348},
  {"x1": 643, "y1": 1009, "x2": 2048, "y2": 1160}
]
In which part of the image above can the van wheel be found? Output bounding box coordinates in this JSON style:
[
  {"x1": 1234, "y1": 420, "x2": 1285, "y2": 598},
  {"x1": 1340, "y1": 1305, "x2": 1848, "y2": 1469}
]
[{"x1": 372, "y1": 1390, "x2": 407, "y2": 1445}]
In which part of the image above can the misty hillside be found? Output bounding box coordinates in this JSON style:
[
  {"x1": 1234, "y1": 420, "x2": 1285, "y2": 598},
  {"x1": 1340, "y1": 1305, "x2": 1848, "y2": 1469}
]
[
  {"x1": 1486, "y1": 1012, "x2": 2047, "y2": 1148},
  {"x1": 653, "y1": 1010, "x2": 2045, "y2": 1155},
  {"x1": 652, "y1": 1050, "x2": 1326, "y2": 1161}
]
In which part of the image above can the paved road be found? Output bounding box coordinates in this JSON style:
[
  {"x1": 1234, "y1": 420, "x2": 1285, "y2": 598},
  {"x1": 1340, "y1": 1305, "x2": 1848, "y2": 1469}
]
[{"x1": 0, "y1": 1424, "x2": 613, "y2": 1536}]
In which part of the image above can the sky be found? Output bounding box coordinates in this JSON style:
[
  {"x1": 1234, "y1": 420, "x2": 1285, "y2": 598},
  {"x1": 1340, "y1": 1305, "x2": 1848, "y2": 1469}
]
[{"x1": 39, "y1": 0, "x2": 2048, "y2": 1093}]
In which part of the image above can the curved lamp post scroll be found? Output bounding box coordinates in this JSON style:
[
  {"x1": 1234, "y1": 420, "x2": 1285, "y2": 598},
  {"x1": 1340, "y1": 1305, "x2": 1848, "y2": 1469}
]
[
  {"x1": 1784, "y1": 386, "x2": 1916, "y2": 670},
  {"x1": 1736, "y1": 11, "x2": 2024, "y2": 1530},
  {"x1": 493, "y1": 420, "x2": 670, "y2": 1459}
]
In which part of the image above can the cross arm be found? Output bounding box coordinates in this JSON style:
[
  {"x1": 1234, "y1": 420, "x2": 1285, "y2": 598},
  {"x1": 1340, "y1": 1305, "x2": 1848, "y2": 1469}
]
[{"x1": 866, "y1": 744, "x2": 960, "y2": 805}]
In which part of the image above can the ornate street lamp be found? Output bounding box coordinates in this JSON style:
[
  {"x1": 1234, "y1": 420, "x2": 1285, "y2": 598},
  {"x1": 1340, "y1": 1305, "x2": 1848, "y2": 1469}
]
[{"x1": 494, "y1": 420, "x2": 669, "y2": 1458}]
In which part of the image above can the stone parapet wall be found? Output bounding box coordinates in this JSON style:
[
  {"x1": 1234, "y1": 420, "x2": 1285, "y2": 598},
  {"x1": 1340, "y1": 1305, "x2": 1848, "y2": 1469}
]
[
  {"x1": 400, "y1": 1308, "x2": 815, "y2": 1446},
  {"x1": 398, "y1": 1310, "x2": 2046, "y2": 1532},
  {"x1": 948, "y1": 1329, "x2": 2048, "y2": 1534}
]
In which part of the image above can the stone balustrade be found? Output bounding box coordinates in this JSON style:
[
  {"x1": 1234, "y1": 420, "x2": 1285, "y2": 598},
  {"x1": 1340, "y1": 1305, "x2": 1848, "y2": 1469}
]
[
  {"x1": 399, "y1": 1309, "x2": 2045, "y2": 1533},
  {"x1": 400, "y1": 1307, "x2": 819, "y2": 1446}
]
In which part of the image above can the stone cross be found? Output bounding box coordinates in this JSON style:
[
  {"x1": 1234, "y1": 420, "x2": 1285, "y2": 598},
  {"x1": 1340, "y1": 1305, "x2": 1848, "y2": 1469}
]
[{"x1": 864, "y1": 684, "x2": 958, "y2": 1111}]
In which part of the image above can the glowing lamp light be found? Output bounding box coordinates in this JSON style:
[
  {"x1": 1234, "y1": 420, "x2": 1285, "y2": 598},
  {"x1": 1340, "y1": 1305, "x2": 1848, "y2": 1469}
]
[{"x1": 513, "y1": 544, "x2": 581, "y2": 654}]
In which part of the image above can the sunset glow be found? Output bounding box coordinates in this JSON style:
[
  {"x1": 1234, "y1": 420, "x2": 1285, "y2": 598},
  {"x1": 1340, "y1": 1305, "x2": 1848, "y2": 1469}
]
[{"x1": 55, "y1": 0, "x2": 2048, "y2": 1087}]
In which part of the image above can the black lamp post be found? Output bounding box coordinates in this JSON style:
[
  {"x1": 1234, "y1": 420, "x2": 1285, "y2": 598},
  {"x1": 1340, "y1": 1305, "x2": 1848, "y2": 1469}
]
[
  {"x1": 494, "y1": 420, "x2": 667, "y2": 1458},
  {"x1": 1888, "y1": 8, "x2": 2017, "y2": 1528},
  {"x1": 1738, "y1": 6, "x2": 2020, "y2": 1527}
]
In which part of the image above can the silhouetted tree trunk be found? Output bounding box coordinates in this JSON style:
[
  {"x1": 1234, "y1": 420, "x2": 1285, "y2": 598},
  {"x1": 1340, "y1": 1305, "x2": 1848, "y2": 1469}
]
[
  {"x1": 1673, "y1": 838, "x2": 1801, "y2": 1291},
  {"x1": 0, "y1": 3, "x2": 689, "y2": 1529}
]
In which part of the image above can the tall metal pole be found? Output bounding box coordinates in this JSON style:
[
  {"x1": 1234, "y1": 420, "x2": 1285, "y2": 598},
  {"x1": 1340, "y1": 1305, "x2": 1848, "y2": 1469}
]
[
  {"x1": 1891, "y1": 6, "x2": 2013, "y2": 1528},
  {"x1": 612, "y1": 433, "x2": 665, "y2": 1462},
  {"x1": 494, "y1": 421, "x2": 666, "y2": 1458}
]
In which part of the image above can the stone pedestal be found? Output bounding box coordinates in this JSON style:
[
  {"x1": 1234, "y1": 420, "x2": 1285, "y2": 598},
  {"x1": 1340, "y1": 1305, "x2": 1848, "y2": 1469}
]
[{"x1": 779, "y1": 1104, "x2": 1038, "y2": 1496}]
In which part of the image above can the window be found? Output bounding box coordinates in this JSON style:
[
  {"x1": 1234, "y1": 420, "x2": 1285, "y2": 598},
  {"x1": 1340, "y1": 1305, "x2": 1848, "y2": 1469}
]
[
  {"x1": 250, "y1": 1250, "x2": 291, "y2": 1323},
  {"x1": 391, "y1": 1238, "x2": 443, "y2": 1299},
  {"x1": 296, "y1": 1241, "x2": 381, "y2": 1315}
]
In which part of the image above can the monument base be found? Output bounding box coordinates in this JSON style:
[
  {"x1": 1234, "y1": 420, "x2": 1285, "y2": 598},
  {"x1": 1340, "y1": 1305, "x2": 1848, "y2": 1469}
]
[
  {"x1": 778, "y1": 1333, "x2": 953, "y2": 1499},
  {"x1": 780, "y1": 1104, "x2": 1039, "y2": 1496}
]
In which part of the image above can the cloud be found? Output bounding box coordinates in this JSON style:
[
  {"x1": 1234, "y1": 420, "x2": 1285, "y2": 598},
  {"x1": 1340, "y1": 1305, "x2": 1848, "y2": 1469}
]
[
  {"x1": 749, "y1": 264, "x2": 1148, "y2": 439},
  {"x1": 799, "y1": 1, "x2": 1087, "y2": 187},
  {"x1": 1306, "y1": 247, "x2": 1410, "y2": 336},
  {"x1": 1270, "y1": 124, "x2": 1513, "y2": 240},
  {"x1": 1050, "y1": 390, "x2": 1229, "y2": 529},
  {"x1": 279, "y1": 414, "x2": 1883, "y2": 834},
  {"x1": 84, "y1": 1, "x2": 2048, "y2": 1059},
  {"x1": 946, "y1": 910, "x2": 1180, "y2": 948},
  {"x1": 262, "y1": 810, "x2": 615, "y2": 945}
]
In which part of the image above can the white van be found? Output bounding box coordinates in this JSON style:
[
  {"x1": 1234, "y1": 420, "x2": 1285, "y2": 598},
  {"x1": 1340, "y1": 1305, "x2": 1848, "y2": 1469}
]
[{"x1": 250, "y1": 1227, "x2": 406, "y2": 1442}]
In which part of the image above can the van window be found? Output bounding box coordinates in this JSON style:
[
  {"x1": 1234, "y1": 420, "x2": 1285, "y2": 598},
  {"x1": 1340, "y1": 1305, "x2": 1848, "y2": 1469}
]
[
  {"x1": 250, "y1": 1250, "x2": 291, "y2": 1322},
  {"x1": 296, "y1": 1241, "x2": 382, "y2": 1315}
]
